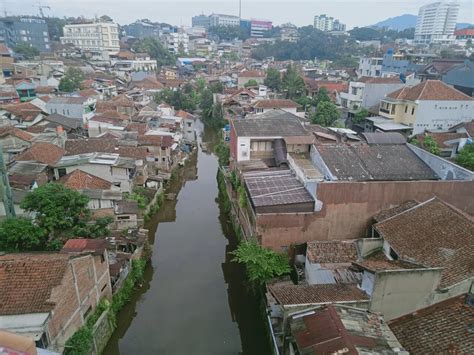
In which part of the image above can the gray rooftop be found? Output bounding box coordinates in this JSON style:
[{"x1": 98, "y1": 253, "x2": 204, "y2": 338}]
[
  {"x1": 243, "y1": 170, "x2": 314, "y2": 207},
  {"x1": 232, "y1": 110, "x2": 309, "y2": 137},
  {"x1": 316, "y1": 144, "x2": 439, "y2": 181}
]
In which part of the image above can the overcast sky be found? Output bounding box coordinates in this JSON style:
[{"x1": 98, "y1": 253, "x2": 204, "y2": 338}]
[{"x1": 3, "y1": 0, "x2": 473, "y2": 29}]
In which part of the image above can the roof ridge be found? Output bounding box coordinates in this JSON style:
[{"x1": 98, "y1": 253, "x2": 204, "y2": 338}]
[
  {"x1": 374, "y1": 197, "x2": 433, "y2": 224},
  {"x1": 417, "y1": 80, "x2": 430, "y2": 100}
]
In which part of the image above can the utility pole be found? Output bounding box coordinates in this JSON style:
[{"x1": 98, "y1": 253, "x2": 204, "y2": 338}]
[
  {"x1": 239, "y1": 0, "x2": 242, "y2": 20},
  {"x1": 0, "y1": 144, "x2": 15, "y2": 217}
]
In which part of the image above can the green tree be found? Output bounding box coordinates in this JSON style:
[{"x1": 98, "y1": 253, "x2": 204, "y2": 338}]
[
  {"x1": 316, "y1": 87, "x2": 331, "y2": 104},
  {"x1": 282, "y1": 64, "x2": 305, "y2": 99},
  {"x1": 264, "y1": 68, "x2": 282, "y2": 91},
  {"x1": 21, "y1": 183, "x2": 90, "y2": 242},
  {"x1": 455, "y1": 144, "x2": 474, "y2": 170},
  {"x1": 59, "y1": 67, "x2": 85, "y2": 93},
  {"x1": 311, "y1": 101, "x2": 340, "y2": 126},
  {"x1": 133, "y1": 38, "x2": 176, "y2": 66},
  {"x1": 215, "y1": 141, "x2": 230, "y2": 166},
  {"x1": 352, "y1": 108, "x2": 369, "y2": 124},
  {"x1": 208, "y1": 25, "x2": 249, "y2": 41},
  {"x1": 0, "y1": 218, "x2": 46, "y2": 252},
  {"x1": 13, "y1": 43, "x2": 39, "y2": 59},
  {"x1": 423, "y1": 135, "x2": 440, "y2": 155},
  {"x1": 177, "y1": 42, "x2": 186, "y2": 57},
  {"x1": 209, "y1": 81, "x2": 224, "y2": 94},
  {"x1": 244, "y1": 79, "x2": 259, "y2": 88},
  {"x1": 200, "y1": 88, "x2": 214, "y2": 118},
  {"x1": 232, "y1": 240, "x2": 291, "y2": 285}
]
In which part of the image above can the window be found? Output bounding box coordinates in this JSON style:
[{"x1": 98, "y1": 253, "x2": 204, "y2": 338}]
[
  {"x1": 405, "y1": 106, "x2": 407, "y2": 113},
  {"x1": 112, "y1": 182, "x2": 121, "y2": 188},
  {"x1": 100, "y1": 253, "x2": 105, "y2": 263},
  {"x1": 117, "y1": 215, "x2": 131, "y2": 220},
  {"x1": 411, "y1": 107, "x2": 415, "y2": 115},
  {"x1": 57, "y1": 168, "x2": 67, "y2": 177},
  {"x1": 101, "y1": 283, "x2": 107, "y2": 292}
]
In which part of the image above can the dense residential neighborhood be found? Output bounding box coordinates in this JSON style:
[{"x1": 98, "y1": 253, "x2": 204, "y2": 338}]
[{"x1": 0, "y1": 1, "x2": 473, "y2": 354}]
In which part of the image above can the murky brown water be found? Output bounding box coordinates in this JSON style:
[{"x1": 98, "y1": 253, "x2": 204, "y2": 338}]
[{"x1": 103, "y1": 123, "x2": 272, "y2": 355}]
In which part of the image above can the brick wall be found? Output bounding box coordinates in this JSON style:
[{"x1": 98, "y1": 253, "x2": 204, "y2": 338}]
[
  {"x1": 256, "y1": 180, "x2": 474, "y2": 250},
  {"x1": 47, "y1": 253, "x2": 112, "y2": 351}
]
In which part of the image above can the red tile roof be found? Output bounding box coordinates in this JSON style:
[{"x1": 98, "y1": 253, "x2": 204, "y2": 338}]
[
  {"x1": 1, "y1": 102, "x2": 43, "y2": 121},
  {"x1": 386, "y1": 80, "x2": 473, "y2": 101},
  {"x1": 0, "y1": 126, "x2": 34, "y2": 142},
  {"x1": 389, "y1": 295, "x2": 474, "y2": 354},
  {"x1": 65, "y1": 138, "x2": 147, "y2": 160},
  {"x1": 455, "y1": 28, "x2": 474, "y2": 36},
  {"x1": 15, "y1": 142, "x2": 65, "y2": 166},
  {"x1": 372, "y1": 200, "x2": 419, "y2": 222},
  {"x1": 58, "y1": 169, "x2": 112, "y2": 190},
  {"x1": 0, "y1": 254, "x2": 69, "y2": 315},
  {"x1": 253, "y1": 99, "x2": 301, "y2": 109},
  {"x1": 268, "y1": 283, "x2": 369, "y2": 305},
  {"x1": 417, "y1": 132, "x2": 469, "y2": 149},
  {"x1": 61, "y1": 238, "x2": 107, "y2": 255},
  {"x1": 374, "y1": 198, "x2": 474, "y2": 288},
  {"x1": 306, "y1": 240, "x2": 358, "y2": 264},
  {"x1": 353, "y1": 250, "x2": 423, "y2": 272},
  {"x1": 138, "y1": 134, "x2": 173, "y2": 148}
]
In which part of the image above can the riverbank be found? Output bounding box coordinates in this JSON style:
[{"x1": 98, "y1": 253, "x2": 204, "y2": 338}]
[{"x1": 102, "y1": 123, "x2": 271, "y2": 354}]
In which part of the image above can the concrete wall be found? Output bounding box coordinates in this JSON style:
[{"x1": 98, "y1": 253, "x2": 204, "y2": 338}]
[
  {"x1": 407, "y1": 143, "x2": 473, "y2": 181},
  {"x1": 368, "y1": 268, "x2": 443, "y2": 321},
  {"x1": 362, "y1": 82, "x2": 405, "y2": 108},
  {"x1": 413, "y1": 100, "x2": 473, "y2": 134},
  {"x1": 255, "y1": 179, "x2": 474, "y2": 250}
]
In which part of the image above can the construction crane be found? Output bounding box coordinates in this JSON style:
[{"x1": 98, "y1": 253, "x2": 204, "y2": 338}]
[{"x1": 35, "y1": 2, "x2": 51, "y2": 18}]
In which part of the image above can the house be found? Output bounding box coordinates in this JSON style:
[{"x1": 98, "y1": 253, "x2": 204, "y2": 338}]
[
  {"x1": 416, "y1": 131, "x2": 470, "y2": 158},
  {"x1": 351, "y1": 197, "x2": 474, "y2": 321},
  {"x1": 340, "y1": 76, "x2": 405, "y2": 111},
  {"x1": 175, "y1": 110, "x2": 196, "y2": 144},
  {"x1": 46, "y1": 96, "x2": 96, "y2": 124},
  {"x1": 137, "y1": 134, "x2": 174, "y2": 172},
  {"x1": 442, "y1": 59, "x2": 474, "y2": 97},
  {"x1": 0, "y1": 251, "x2": 112, "y2": 352},
  {"x1": 0, "y1": 126, "x2": 34, "y2": 162},
  {"x1": 237, "y1": 70, "x2": 265, "y2": 88},
  {"x1": 95, "y1": 94, "x2": 135, "y2": 117},
  {"x1": 230, "y1": 110, "x2": 314, "y2": 164},
  {"x1": 286, "y1": 305, "x2": 406, "y2": 355},
  {"x1": 389, "y1": 294, "x2": 474, "y2": 354},
  {"x1": 379, "y1": 80, "x2": 474, "y2": 134},
  {"x1": 418, "y1": 59, "x2": 465, "y2": 81},
  {"x1": 15, "y1": 80, "x2": 36, "y2": 102},
  {"x1": 88, "y1": 110, "x2": 129, "y2": 137},
  {"x1": 15, "y1": 142, "x2": 65, "y2": 174},
  {"x1": 251, "y1": 99, "x2": 300, "y2": 115},
  {"x1": 54, "y1": 153, "x2": 136, "y2": 193},
  {"x1": 304, "y1": 240, "x2": 360, "y2": 285},
  {"x1": 303, "y1": 79, "x2": 348, "y2": 104},
  {"x1": 58, "y1": 169, "x2": 122, "y2": 213},
  {"x1": 0, "y1": 102, "x2": 45, "y2": 126},
  {"x1": 0, "y1": 87, "x2": 19, "y2": 104},
  {"x1": 234, "y1": 130, "x2": 473, "y2": 250}
]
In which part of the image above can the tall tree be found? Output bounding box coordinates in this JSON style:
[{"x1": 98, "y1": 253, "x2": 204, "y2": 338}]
[
  {"x1": 311, "y1": 101, "x2": 340, "y2": 126},
  {"x1": 59, "y1": 67, "x2": 85, "y2": 92},
  {"x1": 13, "y1": 43, "x2": 39, "y2": 59},
  {"x1": 264, "y1": 68, "x2": 282, "y2": 91},
  {"x1": 133, "y1": 38, "x2": 176, "y2": 66},
  {"x1": 282, "y1": 64, "x2": 305, "y2": 99},
  {"x1": 21, "y1": 183, "x2": 90, "y2": 241}
]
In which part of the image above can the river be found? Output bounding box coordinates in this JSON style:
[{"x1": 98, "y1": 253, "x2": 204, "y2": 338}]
[{"x1": 103, "y1": 123, "x2": 271, "y2": 355}]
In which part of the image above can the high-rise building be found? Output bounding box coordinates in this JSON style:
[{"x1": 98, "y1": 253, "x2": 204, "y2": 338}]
[
  {"x1": 0, "y1": 16, "x2": 51, "y2": 52},
  {"x1": 250, "y1": 19, "x2": 272, "y2": 38},
  {"x1": 209, "y1": 14, "x2": 240, "y2": 27},
  {"x1": 123, "y1": 21, "x2": 160, "y2": 39},
  {"x1": 60, "y1": 22, "x2": 120, "y2": 56},
  {"x1": 414, "y1": 1, "x2": 460, "y2": 45},
  {"x1": 313, "y1": 15, "x2": 346, "y2": 32},
  {"x1": 192, "y1": 15, "x2": 211, "y2": 29}
]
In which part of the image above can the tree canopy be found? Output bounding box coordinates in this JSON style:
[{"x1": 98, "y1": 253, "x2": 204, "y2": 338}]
[
  {"x1": 244, "y1": 79, "x2": 259, "y2": 88},
  {"x1": 264, "y1": 68, "x2": 282, "y2": 91},
  {"x1": 282, "y1": 64, "x2": 305, "y2": 99},
  {"x1": 455, "y1": 144, "x2": 474, "y2": 171},
  {"x1": 232, "y1": 240, "x2": 291, "y2": 285},
  {"x1": 13, "y1": 43, "x2": 39, "y2": 59},
  {"x1": 0, "y1": 218, "x2": 46, "y2": 252},
  {"x1": 208, "y1": 25, "x2": 249, "y2": 41},
  {"x1": 311, "y1": 101, "x2": 340, "y2": 126},
  {"x1": 59, "y1": 67, "x2": 85, "y2": 92},
  {"x1": 132, "y1": 38, "x2": 176, "y2": 66}
]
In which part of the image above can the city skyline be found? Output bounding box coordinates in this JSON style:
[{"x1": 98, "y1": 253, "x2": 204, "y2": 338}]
[{"x1": 2, "y1": 0, "x2": 473, "y2": 29}]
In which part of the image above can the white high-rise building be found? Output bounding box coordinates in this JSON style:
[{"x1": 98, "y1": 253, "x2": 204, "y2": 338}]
[
  {"x1": 414, "y1": 1, "x2": 460, "y2": 45},
  {"x1": 209, "y1": 14, "x2": 240, "y2": 27},
  {"x1": 61, "y1": 22, "x2": 120, "y2": 56},
  {"x1": 314, "y1": 15, "x2": 334, "y2": 31}
]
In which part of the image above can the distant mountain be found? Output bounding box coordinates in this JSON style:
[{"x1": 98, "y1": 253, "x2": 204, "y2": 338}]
[
  {"x1": 456, "y1": 23, "x2": 474, "y2": 30},
  {"x1": 372, "y1": 14, "x2": 417, "y2": 31},
  {"x1": 372, "y1": 14, "x2": 473, "y2": 32}
]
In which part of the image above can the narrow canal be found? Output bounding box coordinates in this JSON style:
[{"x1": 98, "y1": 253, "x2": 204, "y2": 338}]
[{"x1": 103, "y1": 123, "x2": 271, "y2": 355}]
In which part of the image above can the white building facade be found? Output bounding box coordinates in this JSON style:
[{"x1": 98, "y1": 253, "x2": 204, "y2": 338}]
[
  {"x1": 414, "y1": 1, "x2": 460, "y2": 45},
  {"x1": 164, "y1": 32, "x2": 189, "y2": 54},
  {"x1": 60, "y1": 22, "x2": 120, "y2": 56},
  {"x1": 209, "y1": 14, "x2": 240, "y2": 27}
]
